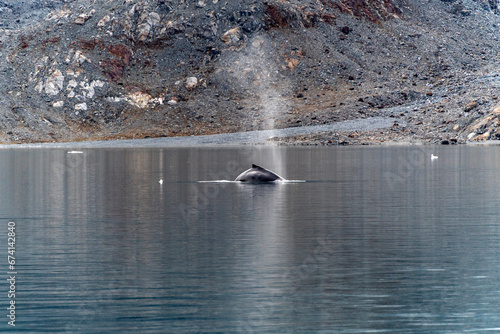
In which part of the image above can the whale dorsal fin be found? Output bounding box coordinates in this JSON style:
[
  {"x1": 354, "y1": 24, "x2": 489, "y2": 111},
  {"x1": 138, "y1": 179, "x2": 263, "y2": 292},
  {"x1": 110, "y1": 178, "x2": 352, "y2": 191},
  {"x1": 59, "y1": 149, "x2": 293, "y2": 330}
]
[{"x1": 252, "y1": 164, "x2": 264, "y2": 169}]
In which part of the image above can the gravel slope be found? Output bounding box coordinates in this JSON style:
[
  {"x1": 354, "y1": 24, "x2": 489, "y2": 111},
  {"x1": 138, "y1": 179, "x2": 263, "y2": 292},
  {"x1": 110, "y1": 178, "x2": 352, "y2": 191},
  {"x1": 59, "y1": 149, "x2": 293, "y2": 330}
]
[{"x1": 0, "y1": 0, "x2": 499, "y2": 145}]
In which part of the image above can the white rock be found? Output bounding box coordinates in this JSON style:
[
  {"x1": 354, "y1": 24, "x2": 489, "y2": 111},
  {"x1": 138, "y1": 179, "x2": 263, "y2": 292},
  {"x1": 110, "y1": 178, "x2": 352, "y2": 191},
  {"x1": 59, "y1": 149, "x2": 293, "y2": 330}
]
[
  {"x1": 147, "y1": 12, "x2": 161, "y2": 26},
  {"x1": 74, "y1": 16, "x2": 86, "y2": 25},
  {"x1": 73, "y1": 50, "x2": 91, "y2": 64},
  {"x1": 80, "y1": 80, "x2": 105, "y2": 98},
  {"x1": 35, "y1": 81, "x2": 44, "y2": 93},
  {"x1": 75, "y1": 103, "x2": 88, "y2": 111},
  {"x1": 128, "y1": 91, "x2": 152, "y2": 108},
  {"x1": 97, "y1": 15, "x2": 111, "y2": 27},
  {"x1": 46, "y1": 8, "x2": 72, "y2": 21},
  {"x1": 106, "y1": 97, "x2": 124, "y2": 103},
  {"x1": 93, "y1": 80, "x2": 105, "y2": 88},
  {"x1": 66, "y1": 68, "x2": 83, "y2": 77},
  {"x1": 31, "y1": 57, "x2": 49, "y2": 79},
  {"x1": 45, "y1": 70, "x2": 64, "y2": 95},
  {"x1": 129, "y1": 4, "x2": 137, "y2": 16},
  {"x1": 67, "y1": 79, "x2": 78, "y2": 90},
  {"x1": 221, "y1": 27, "x2": 242, "y2": 44},
  {"x1": 75, "y1": 9, "x2": 95, "y2": 25},
  {"x1": 65, "y1": 49, "x2": 75, "y2": 63},
  {"x1": 137, "y1": 23, "x2": 151, "y2": 41},
  {"x1": 53, "y1": 101, "x2": 64, "y2": 108},
  {"x1": 186, "y1": 77, "x2": 198, "y2": 90}
]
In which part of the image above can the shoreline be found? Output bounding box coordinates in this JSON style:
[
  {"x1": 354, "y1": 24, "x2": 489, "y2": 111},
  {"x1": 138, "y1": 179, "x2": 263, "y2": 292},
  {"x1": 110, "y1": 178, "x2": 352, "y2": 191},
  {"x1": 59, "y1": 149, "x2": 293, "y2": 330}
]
[
  {"x1": 0, "y1": 116, "x2": 496, "y2": 149},
  {"x1": 0, "y1": 117, "x2": 397, "y2": 149}
]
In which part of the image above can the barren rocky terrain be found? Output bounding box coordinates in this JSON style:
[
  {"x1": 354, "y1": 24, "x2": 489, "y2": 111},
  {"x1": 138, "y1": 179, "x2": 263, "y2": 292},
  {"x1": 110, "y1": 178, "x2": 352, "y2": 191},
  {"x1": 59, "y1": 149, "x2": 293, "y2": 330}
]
[{"x1": 1, "y1": 0, "x2": 500, "y2": 145}]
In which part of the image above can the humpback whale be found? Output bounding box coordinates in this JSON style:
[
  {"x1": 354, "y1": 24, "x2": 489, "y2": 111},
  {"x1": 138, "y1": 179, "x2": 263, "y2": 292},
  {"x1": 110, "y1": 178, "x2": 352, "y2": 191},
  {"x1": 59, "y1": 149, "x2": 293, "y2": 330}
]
[{"x1": 235, "y1": 164, "x2": 284, "y2": 182}]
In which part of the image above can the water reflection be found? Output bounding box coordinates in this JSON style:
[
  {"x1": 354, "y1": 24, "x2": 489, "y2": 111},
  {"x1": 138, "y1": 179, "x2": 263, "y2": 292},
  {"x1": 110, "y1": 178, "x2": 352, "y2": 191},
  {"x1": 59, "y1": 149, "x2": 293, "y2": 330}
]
[{"x1": 230, "y1": 182, "x2": 290, "y2": 331}]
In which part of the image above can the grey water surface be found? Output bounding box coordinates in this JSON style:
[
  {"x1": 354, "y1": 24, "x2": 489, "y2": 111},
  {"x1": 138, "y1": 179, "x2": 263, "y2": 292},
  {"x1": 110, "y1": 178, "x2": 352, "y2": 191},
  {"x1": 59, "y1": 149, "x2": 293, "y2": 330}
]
[{"x1": 1, "y1": 145, "x2": 500, "y2": 333}]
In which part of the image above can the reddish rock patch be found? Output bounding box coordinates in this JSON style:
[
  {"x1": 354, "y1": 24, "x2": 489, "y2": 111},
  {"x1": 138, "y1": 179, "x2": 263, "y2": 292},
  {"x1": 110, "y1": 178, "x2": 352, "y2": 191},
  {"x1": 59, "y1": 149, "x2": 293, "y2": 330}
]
[
  {"x1": 265, "y1": 4, "x2": 290, "y2": 28},
  {"x1": 107, "y1": 44, "x2": 132, "y2": 65},
  {"x1": 75, "y1": 39, "x2": 133, "y2": 81},
  {"x1": 100, "y1": 58, "x2": 126, "y2": 82},
  {"x1": 334, "y1": 0, "x2": 402, "y2": 22},
  {"x1": 78, "y1": 38, "x2": 104, "y2": 50}
]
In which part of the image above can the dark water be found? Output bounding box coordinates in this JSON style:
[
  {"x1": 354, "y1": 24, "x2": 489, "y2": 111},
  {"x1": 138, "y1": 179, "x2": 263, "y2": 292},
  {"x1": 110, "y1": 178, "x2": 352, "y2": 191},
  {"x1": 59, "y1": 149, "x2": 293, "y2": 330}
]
[{"x1": 1, "y1": 145, "x2": 500, "y2": 333}]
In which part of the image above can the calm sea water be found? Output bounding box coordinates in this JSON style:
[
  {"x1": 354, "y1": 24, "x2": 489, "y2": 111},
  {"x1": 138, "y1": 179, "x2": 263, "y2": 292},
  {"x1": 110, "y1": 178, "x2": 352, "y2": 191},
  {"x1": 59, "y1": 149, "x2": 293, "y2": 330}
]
[{"x1": 1, "y1": 145, "x2": 500, "y2": 333}]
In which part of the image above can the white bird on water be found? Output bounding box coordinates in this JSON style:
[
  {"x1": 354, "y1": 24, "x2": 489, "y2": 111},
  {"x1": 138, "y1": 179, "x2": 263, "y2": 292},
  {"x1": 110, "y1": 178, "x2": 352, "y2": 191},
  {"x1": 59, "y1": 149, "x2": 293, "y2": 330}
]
[
  {"x1": 159, "y1": 178, "x2": 163, "y2": 185},
  {"x1": 431, "y1": 154, "x2": 438, "y2": 160}
]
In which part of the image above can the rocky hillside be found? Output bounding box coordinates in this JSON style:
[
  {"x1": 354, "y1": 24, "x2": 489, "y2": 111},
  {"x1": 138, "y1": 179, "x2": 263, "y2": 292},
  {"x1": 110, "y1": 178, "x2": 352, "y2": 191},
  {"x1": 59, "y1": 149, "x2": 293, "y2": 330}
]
[{"x1": 0, "y1": 0, "x2": 500, "y2": 144}]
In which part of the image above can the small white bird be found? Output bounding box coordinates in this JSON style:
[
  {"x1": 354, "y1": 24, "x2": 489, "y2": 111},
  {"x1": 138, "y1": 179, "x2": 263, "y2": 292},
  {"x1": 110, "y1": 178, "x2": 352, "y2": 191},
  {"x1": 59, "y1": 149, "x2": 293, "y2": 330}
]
[
  {"x1": 159, "y1": 178, "x2": 163, "y2": 185},
  {"x1": 431, "y1": 154, "x2": 438, "y2": 160}
]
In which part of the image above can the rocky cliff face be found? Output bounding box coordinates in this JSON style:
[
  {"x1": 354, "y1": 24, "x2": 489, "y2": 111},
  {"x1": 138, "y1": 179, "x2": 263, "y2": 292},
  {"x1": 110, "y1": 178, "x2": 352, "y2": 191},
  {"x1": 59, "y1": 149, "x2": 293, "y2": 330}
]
[{"x1": 0, "y1": 0, "x2": 499, "y2": 143}]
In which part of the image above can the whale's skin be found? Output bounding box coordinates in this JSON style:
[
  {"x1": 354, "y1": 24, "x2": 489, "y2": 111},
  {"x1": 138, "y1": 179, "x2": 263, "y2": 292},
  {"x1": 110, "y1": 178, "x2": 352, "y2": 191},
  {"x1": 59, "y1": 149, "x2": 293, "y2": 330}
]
[{"x1": 234, "y1": 164, "x2": 284, "y2": 182}]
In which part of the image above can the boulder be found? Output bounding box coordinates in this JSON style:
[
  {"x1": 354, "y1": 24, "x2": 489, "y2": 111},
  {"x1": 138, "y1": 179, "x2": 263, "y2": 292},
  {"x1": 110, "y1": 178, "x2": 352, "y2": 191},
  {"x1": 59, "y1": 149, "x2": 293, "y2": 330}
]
[
  {"x1": 186, "y1": 77, "x2": 198, "y2": 90},
  {"x1": 128, "y1": 91, "x2": 153, "y2": 108},
  {"x1": 464, "y1": 101, "x2": 478, "y2": 112},
  {"x1": 464, "y1": 106, "x2": 500, "y2": 141},
  {"x1": 75, "y1": 102, "x2": 88, "y2": 111},
  {"x1": 44, "y1": 70, "x2": 65, "y2": 96},
  {"x1": 75, "y1": 10, "x2": 95, "y2": 25},
  {"x1": 97, "y1": 15, "x2": 111, "y2": 27},
  {"x1": 221, "y1": 27, "x2": 242, "y2": 44}
]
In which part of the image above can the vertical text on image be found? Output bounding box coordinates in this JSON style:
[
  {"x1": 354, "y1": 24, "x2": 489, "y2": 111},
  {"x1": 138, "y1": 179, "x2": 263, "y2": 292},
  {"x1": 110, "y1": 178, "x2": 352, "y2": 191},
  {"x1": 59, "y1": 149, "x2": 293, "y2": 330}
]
[{"x1": 7, "y1": 221, "x2": 16, "y2": 327}]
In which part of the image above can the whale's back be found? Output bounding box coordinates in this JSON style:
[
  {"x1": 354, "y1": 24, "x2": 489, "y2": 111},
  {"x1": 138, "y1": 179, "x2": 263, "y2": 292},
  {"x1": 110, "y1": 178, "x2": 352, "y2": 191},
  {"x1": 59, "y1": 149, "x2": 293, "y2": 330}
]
[{"x1": 235, "y1": 164, "x2": 283, "y2": 182}]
